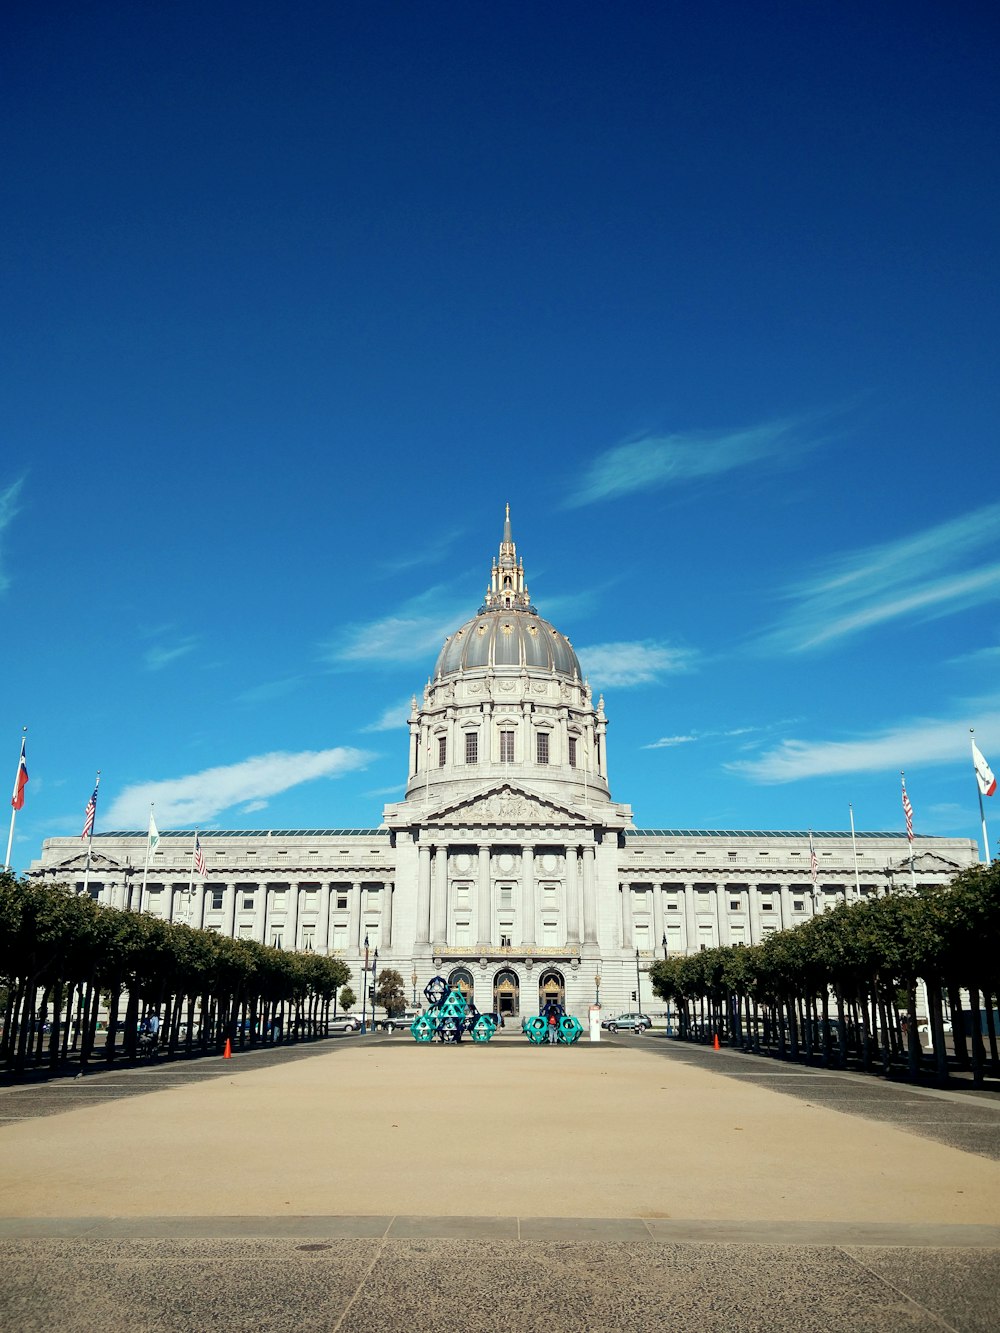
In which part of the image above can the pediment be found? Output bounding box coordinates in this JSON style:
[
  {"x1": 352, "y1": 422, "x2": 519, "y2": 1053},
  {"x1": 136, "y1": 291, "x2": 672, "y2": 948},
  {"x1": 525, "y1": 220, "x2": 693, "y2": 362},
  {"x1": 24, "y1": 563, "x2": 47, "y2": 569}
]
[
  {"x1": 889, "y1": 851, "x2": 964, "y2": 874},
  {"x1": 426, "y1": 782, "x2": 591, "y2": 829},
  {"x1": 37, "y1": 851, "x2": 126, "y2": 875}
]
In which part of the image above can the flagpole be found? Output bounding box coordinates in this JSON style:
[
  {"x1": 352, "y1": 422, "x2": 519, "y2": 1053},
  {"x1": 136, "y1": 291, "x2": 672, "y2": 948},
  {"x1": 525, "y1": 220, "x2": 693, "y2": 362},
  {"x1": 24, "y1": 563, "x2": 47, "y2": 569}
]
[
  {"x1": 848, "y1": 803, "x2": 861, "y2": 902},
  {"x1": 140, "y1": 803, "x2": 154, "y2": 914},
  {"x1": 187, "y1": 830, "x2": 199, "y2": 925},
  {"x1": 4, "y1": 728, "x2": 27, "y2": 871},
  {"x1": 82, "y1": 771, "x2": 101, "y2": 895},
  {"x1": 971, "y1": 730, "x2": 991, "y2": 864}
]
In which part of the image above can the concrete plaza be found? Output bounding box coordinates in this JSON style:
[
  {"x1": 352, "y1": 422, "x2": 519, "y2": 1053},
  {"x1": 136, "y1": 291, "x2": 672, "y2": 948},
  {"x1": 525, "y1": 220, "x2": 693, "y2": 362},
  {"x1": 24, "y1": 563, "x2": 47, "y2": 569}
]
[{"x1": 1, "y1": 1032, "x2": 999, "y2": 1331}]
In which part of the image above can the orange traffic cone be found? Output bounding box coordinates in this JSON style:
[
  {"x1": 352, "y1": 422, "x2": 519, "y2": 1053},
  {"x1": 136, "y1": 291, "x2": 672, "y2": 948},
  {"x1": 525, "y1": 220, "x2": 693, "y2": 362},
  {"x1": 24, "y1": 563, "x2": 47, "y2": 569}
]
[
  {"x1": 223, "y1": 1038, "x2": 232, "y2": 1059},
  {"x1": 713, "y1": 1033, "x2": 720, "y2": 1051}
]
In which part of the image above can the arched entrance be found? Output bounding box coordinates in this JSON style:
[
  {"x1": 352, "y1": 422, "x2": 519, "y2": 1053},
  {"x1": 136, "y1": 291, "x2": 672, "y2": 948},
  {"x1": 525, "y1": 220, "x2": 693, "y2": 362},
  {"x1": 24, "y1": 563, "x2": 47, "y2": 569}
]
[
  {"x1": 448, "y1": 967, "x2": 475, "y2": 1001},
  {"x1": 538, "y1": 969, "x2": 565, "y2": 1011},
  {"x1": 493, "y1": 968, "x2": 519, "y2": 1018}
]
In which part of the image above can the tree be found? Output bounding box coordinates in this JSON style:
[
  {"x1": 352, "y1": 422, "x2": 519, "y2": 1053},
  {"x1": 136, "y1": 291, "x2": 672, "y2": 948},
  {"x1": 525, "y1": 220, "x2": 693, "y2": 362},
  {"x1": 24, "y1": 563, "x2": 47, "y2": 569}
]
[
  {"x1": 340, "y1": 985, "x2": 356, "y2": 1013},
  {"x1": 375, "y1": 968, "x2": 406, "y2": 1016}
]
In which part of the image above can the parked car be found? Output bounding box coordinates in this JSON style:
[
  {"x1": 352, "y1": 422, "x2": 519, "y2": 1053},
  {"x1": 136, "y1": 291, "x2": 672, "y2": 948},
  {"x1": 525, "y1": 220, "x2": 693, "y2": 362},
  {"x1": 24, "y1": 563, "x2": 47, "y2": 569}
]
[
  {"x1": 329, "y1": 1015, "x2": 362, "y2": 1033},
  {"x1": 379, "y1": 1008, "x2": 423, "y2": 1033},
  {"x1": 601, "y1": 1012, "x2": 652, "y2": 1034}
]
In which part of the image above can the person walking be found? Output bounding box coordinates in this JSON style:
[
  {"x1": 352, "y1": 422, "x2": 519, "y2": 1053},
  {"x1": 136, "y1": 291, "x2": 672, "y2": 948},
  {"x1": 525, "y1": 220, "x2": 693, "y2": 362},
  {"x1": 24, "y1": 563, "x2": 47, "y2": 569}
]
[{"x1": 547, "y1": 1011, "x2": 559, "y2": 1045}]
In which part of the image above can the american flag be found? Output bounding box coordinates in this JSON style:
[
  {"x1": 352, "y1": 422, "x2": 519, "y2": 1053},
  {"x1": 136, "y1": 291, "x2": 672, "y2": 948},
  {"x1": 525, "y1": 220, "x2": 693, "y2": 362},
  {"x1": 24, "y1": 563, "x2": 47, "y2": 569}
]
[
  {"x1": 81, "y1": 785, "x2": 98, "y2": 839},
  {"x1": 193, "y1": 834, "x2": 207, "y2": 877},
  {"x1": 901, "y1": 775, "x2": 914, "y2": 842},
  {"x1": 809, "y1": 831, "x2": 818, "y2": 886}
]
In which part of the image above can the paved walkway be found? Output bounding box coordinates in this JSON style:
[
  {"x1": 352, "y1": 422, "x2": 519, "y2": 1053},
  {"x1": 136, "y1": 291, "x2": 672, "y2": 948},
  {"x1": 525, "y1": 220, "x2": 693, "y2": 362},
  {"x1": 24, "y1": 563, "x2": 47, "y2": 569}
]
[{"x1": 2, "y1": 1033, "x2": 999, "y2": 1331}]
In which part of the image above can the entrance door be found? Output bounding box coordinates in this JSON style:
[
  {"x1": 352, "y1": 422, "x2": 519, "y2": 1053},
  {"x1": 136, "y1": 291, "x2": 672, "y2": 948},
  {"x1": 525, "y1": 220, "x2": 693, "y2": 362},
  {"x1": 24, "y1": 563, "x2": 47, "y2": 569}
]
[
  {"x1": 538, "y1": 969, "x2": 565, "y2": 1011},
  {"x1": 448, "y1": 968, "x2": 475, "y2": 1001},
  {"x1": 493, "y1": 969, "x2": 519, "y2": 1018}
]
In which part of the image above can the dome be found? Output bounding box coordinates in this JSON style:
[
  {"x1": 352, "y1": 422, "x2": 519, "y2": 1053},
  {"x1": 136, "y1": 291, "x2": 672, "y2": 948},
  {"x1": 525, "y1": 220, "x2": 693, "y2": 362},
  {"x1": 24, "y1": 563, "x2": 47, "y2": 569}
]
[{"x1": 435, "y1": 609, "x2": 582, "y2": 680}]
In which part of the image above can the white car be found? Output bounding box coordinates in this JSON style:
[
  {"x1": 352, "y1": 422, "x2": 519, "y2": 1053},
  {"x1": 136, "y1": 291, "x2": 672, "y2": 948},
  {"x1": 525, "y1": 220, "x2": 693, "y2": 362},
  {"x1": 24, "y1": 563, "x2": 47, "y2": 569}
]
[{"x1": 329, "y1": 1015, "x2": 362, "y2": 1033}]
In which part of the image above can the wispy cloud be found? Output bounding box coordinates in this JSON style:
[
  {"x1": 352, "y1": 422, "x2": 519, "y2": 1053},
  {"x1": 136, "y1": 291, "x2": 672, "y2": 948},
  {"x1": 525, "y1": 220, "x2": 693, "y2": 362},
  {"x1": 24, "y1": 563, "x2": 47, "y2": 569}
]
[
  {"x1": 729, "y1": 707, "x2": 1000, "y2": 784},
  {"x1": 0, "y1": 477, "x2": 25, "y2": 594},
  {"x1": 577, "y1": 640, "x2": 696, "y2": 688},
  {"x1": 376, "y1": 528, "x2": 464, "y2": 577},
  {"x1": 323, "y1": 587, "x2": 468, "y2": 668},
  {"x1": 760, "y1": 504, "x2": 1000, "y2": 654},
  {"x1": 144, "y1": 637, "x2": 198, "y2": 671},
  {"x1": 642, "y1": 724, "x2": 777, "y2": 751},
  {"x1": 362, "y1": 699, "x2": 413, "y2": 733},
  {"x1": 103, "y1": 747, "x2": 374, "y2": 826},
  {"x1": 565, "y1": 415, "x2": 819, "y2": 509},
  {"x1": 236, "y1": 677, "x2": 303, "y2": 706}
]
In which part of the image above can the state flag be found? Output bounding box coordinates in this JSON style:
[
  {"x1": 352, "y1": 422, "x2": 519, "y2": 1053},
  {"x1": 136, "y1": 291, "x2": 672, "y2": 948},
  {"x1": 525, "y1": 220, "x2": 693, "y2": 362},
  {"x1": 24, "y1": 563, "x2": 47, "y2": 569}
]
[
  {"x1": 973, "y1": 740, "x2": 996, "y2": 797},
  {"x1": 10, "y1": 740, "x2": 28, "y2": 811}
]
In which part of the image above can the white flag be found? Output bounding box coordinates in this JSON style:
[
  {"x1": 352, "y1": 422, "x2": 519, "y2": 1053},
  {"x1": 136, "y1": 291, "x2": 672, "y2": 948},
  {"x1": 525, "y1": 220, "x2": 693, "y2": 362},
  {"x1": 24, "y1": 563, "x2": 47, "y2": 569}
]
[
  {"x1": 148, "y1": 811, "x2": 160, "y2": 853},
  {"x1": 973, "y1": 740, "x2": 997, "y2": 797}
]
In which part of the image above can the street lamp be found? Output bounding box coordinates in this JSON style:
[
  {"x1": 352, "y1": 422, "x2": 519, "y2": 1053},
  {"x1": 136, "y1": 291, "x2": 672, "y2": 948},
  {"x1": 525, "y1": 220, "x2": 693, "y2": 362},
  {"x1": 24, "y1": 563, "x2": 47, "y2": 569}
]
[
  {"x1": 411, "y1": 969, "x2": 418, "y2": 1006},
  {"x1": 635, "y1": 948, "x2": 642, "y2": 1013},
  {"x1": 661, "y1": 933, "x2": 673, "y2": 1036},
  {"x1": 594, "y1": 972, "x2": 601, "y2": 1006},
  {"x1": 370, "y1": 947, "x2": 378, "y2": 1029}
]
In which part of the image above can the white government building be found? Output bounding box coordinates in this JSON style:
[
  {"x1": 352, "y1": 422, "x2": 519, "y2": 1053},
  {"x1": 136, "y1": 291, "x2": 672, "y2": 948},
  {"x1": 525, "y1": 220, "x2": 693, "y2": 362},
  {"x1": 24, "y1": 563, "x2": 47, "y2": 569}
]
[{"x1": 30, "y1": 510, "x2": 978, "y2": 1020}]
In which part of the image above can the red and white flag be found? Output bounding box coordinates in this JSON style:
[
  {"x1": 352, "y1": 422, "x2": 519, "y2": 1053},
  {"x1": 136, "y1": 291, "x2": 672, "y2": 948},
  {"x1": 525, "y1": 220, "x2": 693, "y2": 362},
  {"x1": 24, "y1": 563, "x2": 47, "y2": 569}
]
[
  {"x1": 972, "y1": 740, "x2": 996, "y2": 797},
  {"x1": 81, "y1": 775, "x2": 100, "y2": 839},
  {"x1": 808, "y1": 831, "x2": 818, "y2": 886},
  {"x1": 901, "y1": 775, "x2": 914, "y2": 842},
  {"x1": 193, "y1": 834, "x2": 207, "y2": 877},
  {"x1": 10, "y1": 738, "x2": 28, "y2": 811}
]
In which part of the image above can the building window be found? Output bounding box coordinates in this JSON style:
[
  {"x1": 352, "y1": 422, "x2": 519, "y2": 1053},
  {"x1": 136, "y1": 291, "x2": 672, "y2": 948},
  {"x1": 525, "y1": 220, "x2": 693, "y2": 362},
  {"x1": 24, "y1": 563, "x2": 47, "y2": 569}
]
[
  {"x1": 271, "y1": 890, "x2": 287, "y2": 910},
  {"x1": 536, "y1": 732, "x2": 549, "y2": 765},
  {"x1": 301, "y1": 926, "x2": 315, "y2": 951},
  {"x1": 438, "y1": 735, "x2": 447, "y2": 767},
  {"x1": 465, "y1": 732, "x2": 478, "y2": 765},
  {"x1": 793, "y1": 899, "x2": 805, "y2": 912},
  {"x1": 270, "y1": 932, "x2": 283, "y2": 949},
  {"x1": 500, "y1": 932, "x2": 512, "y2": 948},
  {"x1": 242, "y1": 894, "x2": 255, "y2": 911},
  {"x1": 543, "y1": 885, "x2": 557, "y2": 905},
  {"x1": 499, "y1": 886, "x2": 513, "y2": 907},
  {"x1": 500, "y1": 730, "x2": 514, "y2": 763},
  {"x1": 211, "y1": 889, "x2": 224, "y2": 911},
  {"x1": 728, "y1": 852, "x2": 737, "y2": 861},
  {"x1": 302, "y1": 888, "x2": 319, "y2": 909},
  {"x1": 730, "y1": 899, "x2": 740, "y2": 912},
  {"x1": 337, "y1": 894, "x2": 348, "y2": 909},
  {"x1": 455, "y1": 920, "x2": 471, "y2": 946},
  {"x1": 332, "y1": 925, "x2": 347, "y2": 949},
  {"x1": 761, "y1": 900, "x2": 774, "y2": 911},
  {"x1": 542, "y1": 920, "x2": 559, "y2": 946},
  {"x1": 567, "y1": 736, "x2": 577, "y2": 768},
  {"x1": 634, "y1": 923, "x2": 650, "y2": 950},
  {"x1": 666, "y1": 900, "x2": 679, "y2": 911},
  {"x1": 454, "y1": 885, "x2": 470, "y2": 907}
]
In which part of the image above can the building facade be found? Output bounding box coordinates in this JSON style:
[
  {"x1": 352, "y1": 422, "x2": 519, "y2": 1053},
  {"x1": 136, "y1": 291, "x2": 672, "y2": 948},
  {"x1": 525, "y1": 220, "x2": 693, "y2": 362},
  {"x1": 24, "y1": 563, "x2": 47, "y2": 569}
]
[{"x1": 30, "y1": 511, "x2": 979, "y2": 1020}]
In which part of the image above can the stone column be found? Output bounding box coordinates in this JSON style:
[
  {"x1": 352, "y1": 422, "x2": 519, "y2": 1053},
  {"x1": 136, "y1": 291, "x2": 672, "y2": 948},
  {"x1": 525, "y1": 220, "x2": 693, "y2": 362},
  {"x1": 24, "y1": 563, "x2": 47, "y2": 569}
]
[
  {"x1": 318, "y1": 882, "x2": 331, "y2": 953},
  {"x1": 384, "y1": 881, "x2": 394, "y2": 950},
  {"x1": 224, "y1": 882, "x2": 237, "y2": 939},
  {"x1": 779, "y1": 881, "x2": 791, "y2": 928},
  {"x1": 432, "y1": 846, "x2": 449, "y2": 944},
  {"x1": 415, "y1": 844, "x2": 432, "y2": 945},
  {"x1": 349, "y1": 881, "x2": 362, "y2": 950},
  {"x1": 287, "y1": 882, "x2": 300, "y2": 951},
  {"x1": 582, "y1": 844, "x2": 597, "y2": 945},
  {"x1": 653, "y1": 882, "x2": 665, "y2": 954},
  {"x1": 565, "y1": 847, "x2": 580, "y2": 946},
  {"x1": 683, "y1": 881, "x2": 697, "y2": 953},
  {"x1": 477, "y1": 844, "x2": 491, "y2": 948},
  {"x1": 521, "y1": 844, "x2": 536, "y2": 946}
]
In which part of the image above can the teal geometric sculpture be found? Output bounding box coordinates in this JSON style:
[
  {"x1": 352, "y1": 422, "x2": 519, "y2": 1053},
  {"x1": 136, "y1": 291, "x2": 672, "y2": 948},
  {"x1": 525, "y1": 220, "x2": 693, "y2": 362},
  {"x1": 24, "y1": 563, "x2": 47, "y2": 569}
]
[
  {"x1": 523, "y1": 1016, "x2": 548, "y2": 1044},
  {"x1": 408, "y1": 977, "x2": 497, "y2": 1044}
]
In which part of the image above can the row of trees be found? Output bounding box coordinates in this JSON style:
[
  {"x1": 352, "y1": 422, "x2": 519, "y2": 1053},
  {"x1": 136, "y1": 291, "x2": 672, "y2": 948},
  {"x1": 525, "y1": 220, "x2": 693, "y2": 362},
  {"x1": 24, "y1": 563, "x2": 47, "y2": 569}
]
[
  {"x1": 0, "y1": 872, "x2": 353, "y2": 1075},
  {"x1": 648, "y1": 862, "x2": 1000, "y2": 1085}
]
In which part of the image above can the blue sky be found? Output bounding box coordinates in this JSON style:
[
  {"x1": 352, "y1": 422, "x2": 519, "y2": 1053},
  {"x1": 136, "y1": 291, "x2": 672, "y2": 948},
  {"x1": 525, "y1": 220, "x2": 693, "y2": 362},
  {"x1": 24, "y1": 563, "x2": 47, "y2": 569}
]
[{"x1": 3, "y1": 2, "x2": 999, "y2": 868}]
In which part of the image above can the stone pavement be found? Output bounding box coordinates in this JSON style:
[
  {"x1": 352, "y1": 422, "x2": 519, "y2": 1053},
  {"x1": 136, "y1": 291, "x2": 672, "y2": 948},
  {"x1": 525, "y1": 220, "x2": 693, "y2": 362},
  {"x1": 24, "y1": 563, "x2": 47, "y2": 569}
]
[{"x1": 1, "y1": 1032, "x2": 999, "y2": 1332}]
